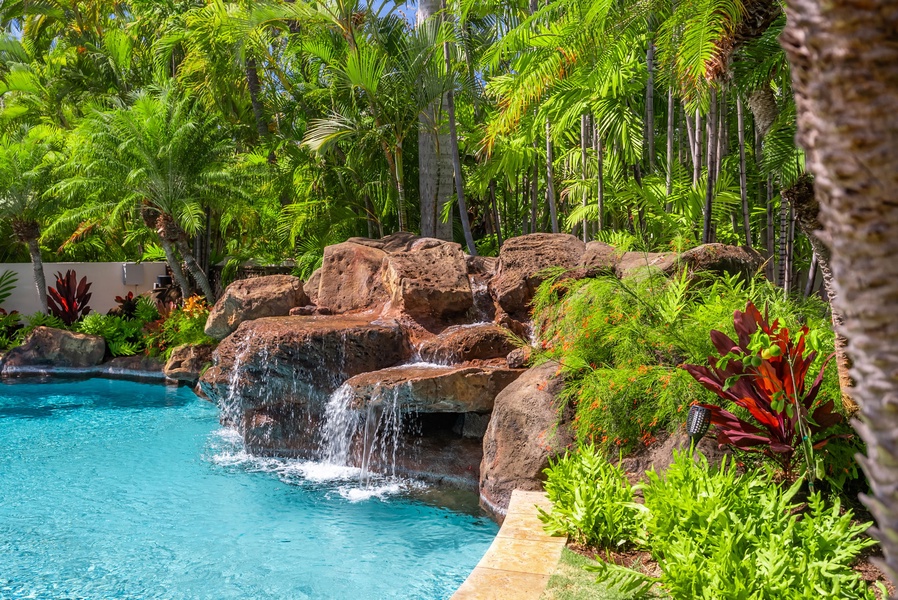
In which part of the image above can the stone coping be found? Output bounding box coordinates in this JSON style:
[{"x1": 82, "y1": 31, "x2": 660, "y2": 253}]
[
  {"x1": 452, "y1": 490, "x2": 566, "y2": 600},
  {"x1": 1, "y1": 364, "x2": 176, "y2": 385}
]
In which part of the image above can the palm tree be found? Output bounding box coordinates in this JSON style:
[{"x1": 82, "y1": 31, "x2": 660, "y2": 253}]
[
  {"x1": 0, "y1": 126, "x2": 62, "y2": 313},
  {"x1": 781, "y1": 0, "x2": 898, "y2": 583},
  {"x1": 417, "y1": 0, "x2": 454, "y2": 240},
  {"x1": 54, "y1": 85, "x2": 243, "y2": 301}
]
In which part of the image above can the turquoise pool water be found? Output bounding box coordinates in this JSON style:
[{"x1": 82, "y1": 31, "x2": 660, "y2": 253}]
[{"x1": 0, "y1": 379, "x2": 497, "y2": 599}]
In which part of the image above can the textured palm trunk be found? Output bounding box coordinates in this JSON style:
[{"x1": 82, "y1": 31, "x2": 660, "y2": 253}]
[
  {"x1": 693, "y1": 110, "x2": 702, "y2": 187},
  {"x1": 490, "y1": 181, "x2": 503, "y2": 248},
  {"x1": 737, "y1": 96, "x2": 752, "y2": 248},
  {"x1": 646, "y1": 39, "x2": 656, "y2": 172},
  {"x1": 781, "y1": 1, "x2": 898, "y2": 583},
  {"x1": 581, "y1": 114, "x2": 589, "y2": 240},
  {"x1": 26, "y1": 238, "x2": 48, "y2": 314},
  {"x1": 441, "y1": 1, "x2": 477, "y2": 255},
  {"x1": 174, "y1": 234, "x2": 215, "y2": 301},
  {"x1": 595, "y1": 123, "x2": 604, "y2": 232},
  {"x1": 417, "y1": 0, "x2": 454, "y2": 240},
  {"x1": 666, "y1": 90, "x2": 674, "y2": 201},
  {"x1": 159, "y1": 237, "x2": 191, "y2": 300},
  {"x1": 545, "y1": 119, "x2": 559, "y2": 233},
  {"x1": 702, "y1": 88, "x2": 718, "y2": 244}
]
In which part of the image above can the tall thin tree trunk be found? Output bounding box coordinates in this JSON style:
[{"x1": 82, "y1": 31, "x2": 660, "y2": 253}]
[
  {"x1": 440, "y1": 11, "x2": 477, "y2": 256},
  {"x1": 766, "y1": 175, "x2": 775, "y2": 280},
  {"x1": 545, "y1": 119, "x2": 559, "y2": 233},
  {"x1": 490, "y1": 180, "x2": 503, "y2": 249},
  {"x1": 666, "y1": 89, "x2": 674, "y2": 200},
  {"x1": 646, "y1": 39, "x2": 656, "y2": 171},
  {"x1": 693, "y1": 110, "x2": 702, "y2": 186},
  {"x1": 595, "y1": 124, "x2": 604, "y2": 232},
  {"x1": 245, "y1": 57, "x2": 269, "y2": 144},
  {"x1": 581, "y1": 114, "x2": 589, "y2": 240},
  {"x1": 531, "y1": 155, "x2": 539, "y2": 233},
  {"x1": 804, "y1": 252, "x2": 818, "y2": 298},
  {"x1": 702, "y1": 88, "x2": 718, "y2": 244},
  {"x1": 417, "y1": 0, "x2": 454, "y2": 240},
  {"x1": 737, "y1": 95, "x2": 752, "y2": 248},
  {"x1": 685, "y1": 106, "x2": 697, "y2": 171},
  {"x1": 26, "y1": 238, "x2": 48, "y2": 314}
]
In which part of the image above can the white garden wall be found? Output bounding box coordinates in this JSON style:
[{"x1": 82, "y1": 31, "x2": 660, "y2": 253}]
[{"x1": 0, "y1": 262, "x2": 168, "y2": 316}]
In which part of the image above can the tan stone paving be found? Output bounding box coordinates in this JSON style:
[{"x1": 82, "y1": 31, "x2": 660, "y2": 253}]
[{"x1": 450, "y1": 490, "x2": 565, "y2": 600}]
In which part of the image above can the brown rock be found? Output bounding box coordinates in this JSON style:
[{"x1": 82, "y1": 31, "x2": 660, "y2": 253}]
[
  {"x1": 418, "y1": 324, "x2": 516, "y2": 364},
  {"x1": 345, "y1": 364, "x2": 523, "y2": 414},
  {"x1": 480, "y1": 361, "x2": 574, "y2": 516},
  {"x1": 620, "y1": 429, "x2": 731, "y2": 478},
  {"x1": 200, "y1": 315, "x2": 410, "y2": 415},
  {"x1": 346, "y1": 232, "x2": 436, "y2": 254},
  {"x1": 382, "y1": 241, "x2": 473, "y2": 320},
  {"x1": 289, "y1": 305, "x2": 332, "y2": 316},
  {"x1": 680, "y1": 243, "x2": 764, "y2": 278},
  {"x1": 164, "y1": 343, "x2": 216, "y2": 384},
  {"x1": 205, "y1": 275, "x2": 308, "y2": 340},
  {"x1": 615, "y1": 251, "x2": 680, "y2": 279},
  {"x1": 505, "y1": 346, "x2": 532, "y2": 369},
  {"x1": 579, "y1": 240, "x2": 620, "y2": 273},
  {"x1": 490, "y1": 233, "x2": 586, "y2": 317},
  {"x1": 2, "y1": 327, "x2": 105, "y2": 371},
  {"x1": 304, "y1": 268, "x2": 322, "y2": 305},
  {"x1": 467, "y1": 255, "x2": 499, "y2": 278},
  {"x1": 316, "y1": 241, "x2": 390, "y2": 314}
]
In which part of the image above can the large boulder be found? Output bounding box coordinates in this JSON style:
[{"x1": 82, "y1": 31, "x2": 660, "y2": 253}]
[
  {"x1": 680, "y1": 243, "x2": 764, "y2": 278},
  {"x1": 579, "y1": 240, "x2": 619, "y2": 273},
  {"x1": 344, "y1": 364, "x2": 522, "y2": 414},
  {"x1": 480, "y1": 361, "x2": 574, "y2": 516},
  {"x1": 2, "y1": 327, "x2": 105, "y2": 373},
  {"x1": 382, "y1": 241, "x2": 473, "y2": 320},
  {"x1": 201, "y1": 315, "x2": 410, "y2": 411},
  {"x1": 304, "y1": 268, "x2": 322, "y2": 305},
  {"x1": 163, "y1": 343, "x2": 216, "y2": 384},
  {"x1": 315, "y1": 241, "x2": 390, "y2": 314},
  {"x1": 615, "y1": 251, "x2": 679, "y2": 279},
  {"x1": 205, "y1": 275, "x2": 308, "y2": 340},
  {"x1": 490, "y1": 233, "x2": 586, "y2": 317},
  {"x1": 417, "y1": 323, "x2": 516, "y2": 364}
]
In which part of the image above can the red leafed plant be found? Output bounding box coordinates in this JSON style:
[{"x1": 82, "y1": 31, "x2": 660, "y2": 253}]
[
  {"x1": 47, "y1": 270, "x2": 92, "y2": 325},
  {"x1": 681, "y1": 301, "x2": 843, "y2": 479}
]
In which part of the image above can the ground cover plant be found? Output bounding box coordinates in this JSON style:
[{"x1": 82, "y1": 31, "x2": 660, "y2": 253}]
[{"x1": 539, "y1": 447, "x2": 884, "y2": 599}]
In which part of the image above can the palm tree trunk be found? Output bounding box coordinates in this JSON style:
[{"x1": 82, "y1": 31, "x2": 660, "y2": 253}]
[
  {"x1": 581, "y1": 114, "x2": 589, "y2": 240},
  {"x1": 737, "y1": 95, "x2": 752, "y2": 248},
  {"x1": 693, "y1": 110, "x2": 702, "y2": 187},
  {"x1": 417, "y1": 0, "x2": 454, "y2": 240},
  {"x1": 702, "y1": 88, "x2": 718, "y2": 244},
  {"x1": 245, "y1": 57, "x2": 271, "y2": 145},
  {"x1": 159, "y1": 237, "x2": 191, "y2": 300},
  {"x1": 441, "y1": 14, "x2": 477, "y2": 255},
  {"x1": 782, "y1": 2, "x2": 898, "y2": 580},
  {"x1": 646, "y1": 39, "x2": 656, "y2": 171},
  {"x1": 804, "y1": 252, "x2": 818, "y2": 298},
  {"x1": 545, "y1": 119, "x2": 559, "y2": 233},
  {"x1": 175, "y1": 235, "x2": 215, "y2": 301},
  {"x1": 666, "y1": 89, "x2": 674, "y2": 200},
  {"x1": 26, "y1": 238, "x2": 48, "y2": 314},
  {"x1": 490, "y1": 180, "x2": 503, "y2": 248},
  {"x1": 530, "y1": 153, "x2": 539, "y2": 233},
  {"x1": 595, "y1": 124, "x2": 604, "y2": 232}
]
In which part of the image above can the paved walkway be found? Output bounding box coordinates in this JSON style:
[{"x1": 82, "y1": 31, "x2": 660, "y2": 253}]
[{"x1": 451, "y1": 490, "x2": 566, "y2": 600}]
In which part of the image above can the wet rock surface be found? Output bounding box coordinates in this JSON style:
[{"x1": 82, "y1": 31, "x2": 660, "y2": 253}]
[
  {"x1": 200, "y1": 315, "x2": 411, "y2": 414},
  {"x1": 344, "y1": 363, "x2": 523, "y2": 414},
  {"x1": 417, "y1": 323, "x2": 516, "y2": 364},
  {"x1": 205, "y1": 275, "x2": 308, "y2": 340}
]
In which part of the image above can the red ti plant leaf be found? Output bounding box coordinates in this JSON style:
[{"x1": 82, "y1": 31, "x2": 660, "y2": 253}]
[
  {"x1": 681, "y1": 301, "x2": 844, "y2": 477},
  {"x1": 47, "y1": 270, "x2": 92, "y2": 326}
]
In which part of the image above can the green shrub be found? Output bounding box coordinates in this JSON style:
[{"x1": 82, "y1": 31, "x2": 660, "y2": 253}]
[
  {"x1": 76, "y1": 313, "x2": 145, "y2": 357},
  {"x1": 145, "y1": 295, "x2": 216, "y2": 359},
  {"x1": 531, "y1": 269, "x2": 843, "y2": 455},
  {"x1": 642, "y1": 451, "x2": 877, "y2": 599},
  {"x1": 539, "y1": 444, "x2": 646, "y2": 548}
]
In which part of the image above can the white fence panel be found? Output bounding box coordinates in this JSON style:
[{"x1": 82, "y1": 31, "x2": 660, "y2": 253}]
[{"x1": 0, "y1": 262, "x2": 168, "y2": 316}]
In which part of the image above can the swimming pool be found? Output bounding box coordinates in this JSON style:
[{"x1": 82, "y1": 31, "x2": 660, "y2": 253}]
[{"x1": 0, "y1": 379, "x2": 497, "y2": 599}]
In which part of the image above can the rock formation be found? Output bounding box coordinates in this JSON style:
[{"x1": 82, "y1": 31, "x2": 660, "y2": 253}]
[
  {"x1": 205, "y1": 274, "x2": 308, "y2": 340},
  {"x1": 2, "y1": 327, "x2": 105, "y2": 372}
]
